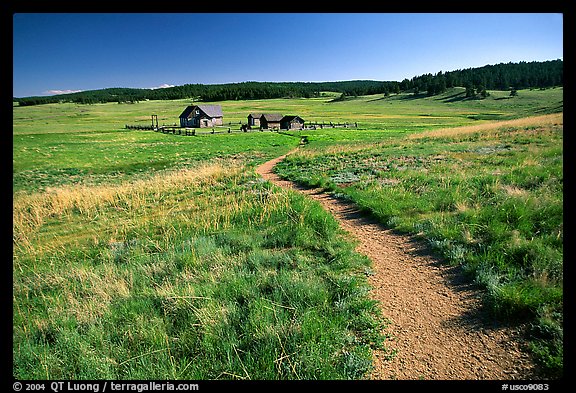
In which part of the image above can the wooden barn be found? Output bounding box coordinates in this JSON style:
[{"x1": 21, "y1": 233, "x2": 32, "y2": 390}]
[
  {"x1": 280, "y1": 115, "x2": 305, "y2": 130},
  {"x1": 179, "y1": 105, "x2": 223, "y2": 128},
  {"x1": 247, "y1": 113, "x2": 262, "y2": 127},
  {"x1": 259, "y1": 113, "x2": 283, "y2": 130}
]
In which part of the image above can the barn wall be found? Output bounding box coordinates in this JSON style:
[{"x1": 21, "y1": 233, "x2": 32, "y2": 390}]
[
  {"x1": 289, "y1": 121, "x2": 303, "y2": 129},
  {"x1": 262, "y1": 121, "x2": 280, "y2": 130},
  {"x1": 196, "y1": 116, "x2": 223, "y2": 128},
  {"x1": 198, "y1": 117, "x2": 211, "y2": 128},
  {"x1": 281, "y1": 119, "x2": 304, "y2": 130},
  {"x1": 248, "y1": 117, "x2": 260, "y2": 126},
  {"x1": 180, "y1": 117, "x2": 195, "y2": 127}
]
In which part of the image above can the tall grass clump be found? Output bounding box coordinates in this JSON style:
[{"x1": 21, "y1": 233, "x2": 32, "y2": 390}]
[
  {"x1": 13, "y1": 162, "x2": 386, "y2": 380},
  {"x1": 275, "y1": 113, "x2": 563, "y2": 377}
]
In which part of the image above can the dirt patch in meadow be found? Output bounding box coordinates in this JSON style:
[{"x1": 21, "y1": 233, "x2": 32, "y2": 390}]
[{"x1": 256, "y1": 151, "x2": 539, "y2": 380}]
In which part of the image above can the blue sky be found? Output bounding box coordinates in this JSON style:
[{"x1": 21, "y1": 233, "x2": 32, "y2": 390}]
[{"x1": 12, "y1": 13, "x2": 563, "y2": 97}]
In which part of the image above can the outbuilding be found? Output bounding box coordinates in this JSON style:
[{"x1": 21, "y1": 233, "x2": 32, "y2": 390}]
[
  {"x1": 280, "y1": 115, "x2": 305, "y2": 130},
  {"x1": 179, "y1": 105, "x2": 223, "y2": 128},
  {"x1": 247, "y1": 113, "x2": 262, "y2": 127},
  {"x1": 259, "y1": 113, "x2": 283, "y2": 130}
]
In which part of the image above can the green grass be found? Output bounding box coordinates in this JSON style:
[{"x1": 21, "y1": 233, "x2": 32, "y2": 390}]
[
  {"x1": 13, "y1": 87, "x2": 563, "y2": 379},
  {"x1": 13, "y1": 164, "x2": 386, "y2": 379},
  {"x1": 274, "y1": 113, "x2": 563, "y2": 378},
  {"x1": 13, "y1": 130, "x2": 299, "y2": 193}
]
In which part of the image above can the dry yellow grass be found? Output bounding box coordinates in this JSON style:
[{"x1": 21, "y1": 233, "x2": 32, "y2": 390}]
[
  {"x1": 13, "y1": 162, "x2": 241, "y2": 254},
  {"x1": 501, "y1": 184, "x2": 530, "y2": 198},
  {"x1": 61, "y1": 264, "x2": 132, "y2": 323},
  {"x1": 13, "y1": 261, "x2": 132, "y2": 324},
  {"x1": 408, "y1": 113, "x2": 563, "y2": 140},
  {"x1": 12, "y1": 162, "x2": 250, "y2": 327}
]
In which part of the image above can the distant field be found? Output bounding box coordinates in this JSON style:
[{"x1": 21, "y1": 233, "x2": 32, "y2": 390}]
[
  {"x1": 12, "y1": 87, "x2": 563, "y2": 379},
  {"x1": 13, "y1": 87, "x2": 563, "y2": 135},
  {"x1": 13, "y1": 87, "x2": 563, "y2": 193}
]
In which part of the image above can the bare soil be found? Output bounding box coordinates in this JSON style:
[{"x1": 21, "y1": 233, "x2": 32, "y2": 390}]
[{"x1": 256, "y1": 151, "x2": 540, "y2": 380}]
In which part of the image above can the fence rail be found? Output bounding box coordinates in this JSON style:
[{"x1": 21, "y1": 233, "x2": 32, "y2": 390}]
[
  {"x1": 125, "y1": 124, "x2": 156, "y2": 130},
  {"x1": 124, "y1": 121, "x2": 358, "y2": 135},
  {"x1": 304, "y1": 121, "x2": 358, "y2": 129}
]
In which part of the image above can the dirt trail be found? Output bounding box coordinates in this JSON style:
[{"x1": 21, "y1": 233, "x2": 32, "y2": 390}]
[{"x1": 256, "y1": 151, "x2": 538, "y2": 380}]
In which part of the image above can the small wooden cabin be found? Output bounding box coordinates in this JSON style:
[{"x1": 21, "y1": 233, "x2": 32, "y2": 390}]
[
  {"x1": 179, "y1": 105, "x2": 223, "y2": 128},
  {"x1": 259, "y1": 113, "x2": 283, "y2": 130},
  {"x1": 248, "y1": 113, "x2": 262, "y2": 127},
  {"x1": 280, "y1": 115, "x2": 305, "y2": 130}
]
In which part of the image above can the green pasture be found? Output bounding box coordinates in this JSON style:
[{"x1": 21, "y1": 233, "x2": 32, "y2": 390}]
[
  {"x1": 13, "y1": 130, "x2": 299, "y2": 193},
  {"x1": 13, "y1": 87, "x2": 562, "y2": 193},
  {"x1": 13, "y1": 86, "x2": 563, "y2": 136},
  {"x1": 12, "y1": 86, "x2": 563, "y2": 379}
]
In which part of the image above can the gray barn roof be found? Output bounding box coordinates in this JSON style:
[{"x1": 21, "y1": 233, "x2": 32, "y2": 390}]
[
  {"x1": 180, "y1": 105, "x2": 223, "y2": 119},
  {"x1": 281, "y1": 115, "x2": 305, "y2": 122},
  {"x1": 260, "y1": 113, "x2": 283, "y2": 122}
]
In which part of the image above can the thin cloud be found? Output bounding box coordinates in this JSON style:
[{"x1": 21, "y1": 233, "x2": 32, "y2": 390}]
[
  {"x1": 44, "y1": 89, "x2": 84, "y2": 95},
  {"x1": 149, "y1": 84, "x2": 175, "y2": 89}
]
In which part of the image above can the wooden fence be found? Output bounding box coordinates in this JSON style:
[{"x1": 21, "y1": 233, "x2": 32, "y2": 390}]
[
  {"x1": 125, "y1": 124, "x2": 156, "y2": 130},
  {"x1": 304, "y1": 121, "x2": 358, "y2": 129},
  {"x1": 124, "y1": 121, "x2": 358, "y2": 135}
]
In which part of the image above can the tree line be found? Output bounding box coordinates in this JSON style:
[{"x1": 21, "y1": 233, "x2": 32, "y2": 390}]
[
  {"x1": 400, "y1": 59, "x2": 563, "y2": 98},
  {"x1": 14, "y1": 59, "x2": 562, "y2": 106}
]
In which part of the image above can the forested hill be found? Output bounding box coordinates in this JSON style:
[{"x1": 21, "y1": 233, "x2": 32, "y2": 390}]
[{"x1": 14, "y1": 59, "x2": 563, "y2": 106}]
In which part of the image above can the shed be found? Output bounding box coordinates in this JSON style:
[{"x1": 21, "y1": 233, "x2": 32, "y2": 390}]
[
  {"x1": 248, "y1": 113, "x2": 262, "y2": 127},
  {"x1": 179, "y1": 105, "x2": 223, "y2": 128},
  {"x1": 259, "y1": 113, "x2": 283, "y2": 130},
  {"x1": 280, "y1": 115, "x2": 305, "y2": 130}
]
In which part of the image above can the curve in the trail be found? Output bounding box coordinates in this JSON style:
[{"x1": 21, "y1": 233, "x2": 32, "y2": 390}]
[{"x1": 256, "y1": 151, "x2": 537, "y2": 380}]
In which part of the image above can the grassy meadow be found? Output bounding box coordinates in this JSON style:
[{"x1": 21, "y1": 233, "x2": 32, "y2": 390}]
[
  {"x1": 13, "y1": 87, "x2": 563, "y2": 379},
  {"x1": 276, "y1": 116, "x2": 563, "y2": 376}
]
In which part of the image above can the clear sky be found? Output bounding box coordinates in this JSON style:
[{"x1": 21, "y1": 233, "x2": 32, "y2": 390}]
[{"x1": 12, "y1": 13, "x2": 563, "y2": 98}]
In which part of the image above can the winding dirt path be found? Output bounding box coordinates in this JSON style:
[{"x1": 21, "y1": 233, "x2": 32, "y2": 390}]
[{"x1": 256, "y1": 151, "x2": 538, "y2": 380}]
